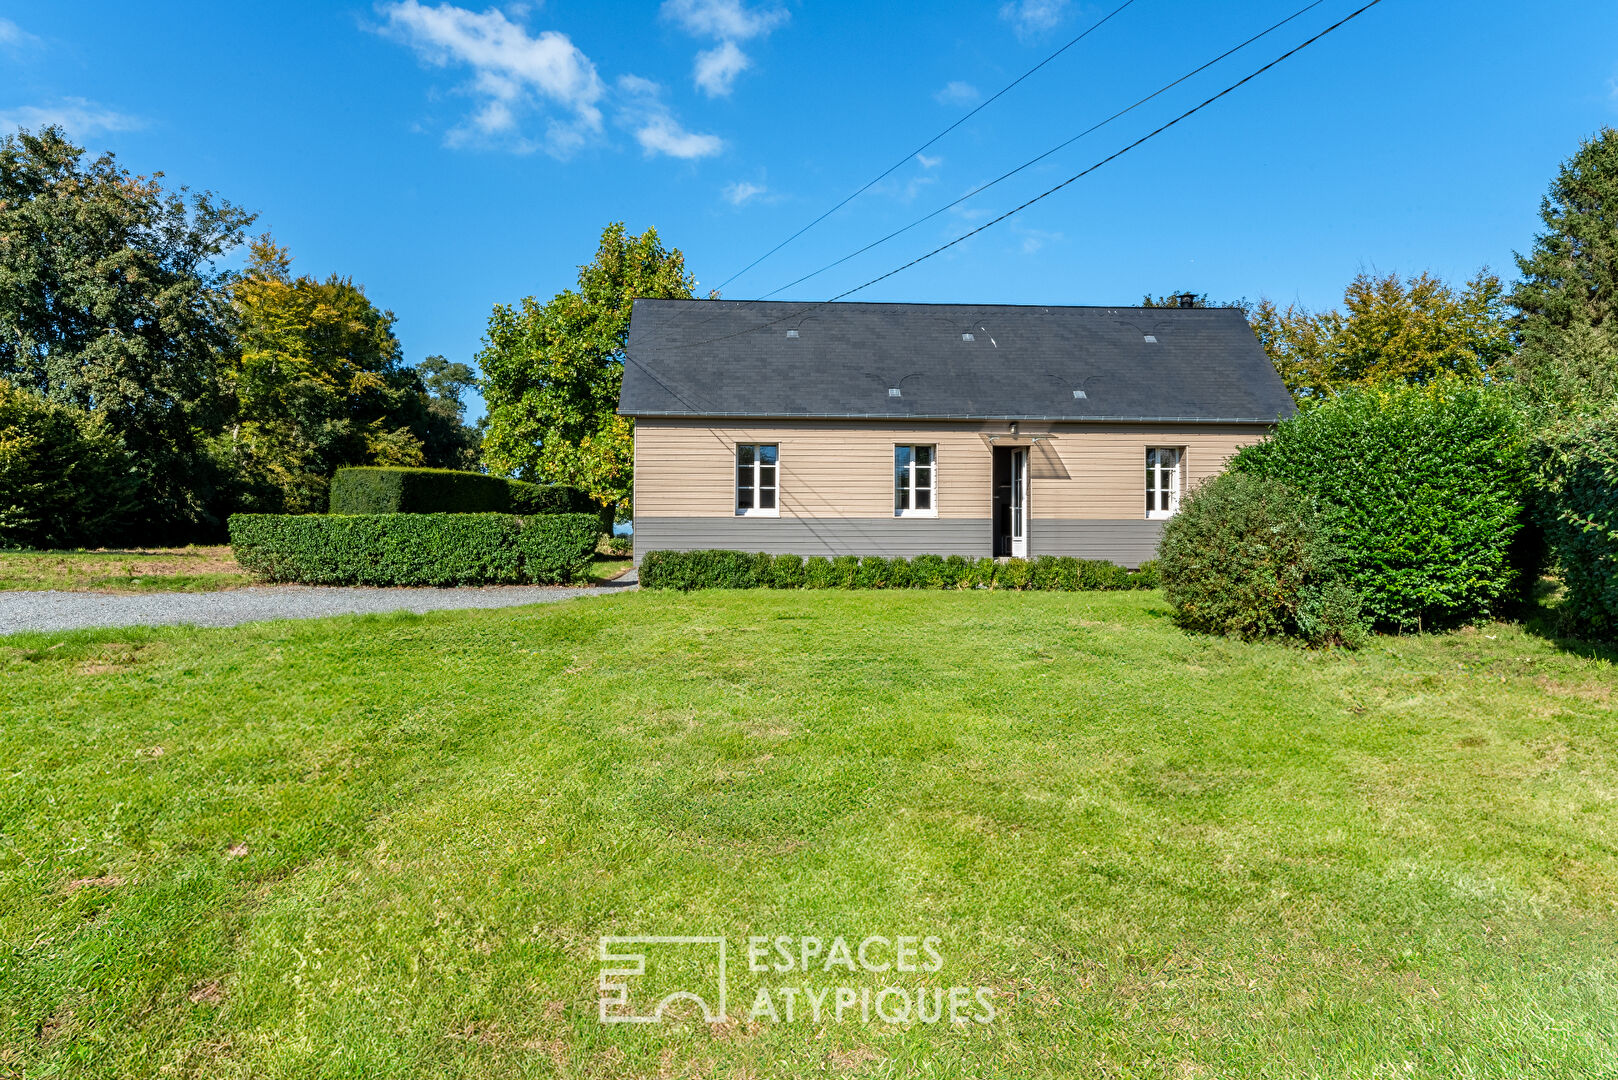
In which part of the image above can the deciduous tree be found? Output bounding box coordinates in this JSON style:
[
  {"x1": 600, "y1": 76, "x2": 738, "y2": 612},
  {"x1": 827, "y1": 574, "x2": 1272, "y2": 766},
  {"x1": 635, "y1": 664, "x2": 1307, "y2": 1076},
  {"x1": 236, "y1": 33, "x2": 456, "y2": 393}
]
[
  {"x1": 0, "y1": 126, "x2": 254, "y2": 539},
  {"x1": 479, "y1": 223, "x2": 696, "y2": 512}
]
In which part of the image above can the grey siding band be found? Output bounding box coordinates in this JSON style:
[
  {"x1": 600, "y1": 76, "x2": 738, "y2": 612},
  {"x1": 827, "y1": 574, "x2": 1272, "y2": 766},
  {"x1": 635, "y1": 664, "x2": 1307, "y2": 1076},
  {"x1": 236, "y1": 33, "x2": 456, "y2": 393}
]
[
  {"x1": 633, "y1": 518, "x2": 992, "y2": 560},
  {"x1": 633, "y1": 517, "x2": 1165, "y2": 567},
  {"x1": 1029, "y1": 519, "x2": 1165, "y2": 568}
]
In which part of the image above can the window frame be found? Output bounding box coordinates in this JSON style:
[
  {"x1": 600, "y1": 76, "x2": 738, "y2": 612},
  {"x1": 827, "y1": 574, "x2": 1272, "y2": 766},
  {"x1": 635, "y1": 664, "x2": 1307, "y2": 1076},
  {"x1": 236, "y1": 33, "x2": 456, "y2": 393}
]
[
  {"x1": 735, "y1": 442, "x2": 780, "y2": 517},
  {"x1": 893, "y1": 444, "x2": 938, "y2": 518},
  {"x1": 1145, "y1": 446, "x2": 1183, "y2": 520}
]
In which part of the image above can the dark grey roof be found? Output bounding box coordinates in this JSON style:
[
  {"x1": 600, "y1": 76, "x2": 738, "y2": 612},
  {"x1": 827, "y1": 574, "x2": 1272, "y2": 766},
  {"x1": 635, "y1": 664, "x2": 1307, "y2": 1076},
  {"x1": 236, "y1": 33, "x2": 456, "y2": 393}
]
[{"x1": 620, "y1": 299, "x2": 1295, "y2": 423}]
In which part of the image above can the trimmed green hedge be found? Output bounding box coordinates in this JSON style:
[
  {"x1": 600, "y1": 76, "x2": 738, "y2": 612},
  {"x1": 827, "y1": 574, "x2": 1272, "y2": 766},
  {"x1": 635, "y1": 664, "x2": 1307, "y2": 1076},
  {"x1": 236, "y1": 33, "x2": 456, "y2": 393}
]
[
  {"x1": 228, "y1": 512, "x2": 599, "y2": 586},
  {"x1": 328, "y1": 467, "x2": 602, "y2": 527},
  {"x1": 638, "y1": 550, "x2": 1157, "y2": 591}
]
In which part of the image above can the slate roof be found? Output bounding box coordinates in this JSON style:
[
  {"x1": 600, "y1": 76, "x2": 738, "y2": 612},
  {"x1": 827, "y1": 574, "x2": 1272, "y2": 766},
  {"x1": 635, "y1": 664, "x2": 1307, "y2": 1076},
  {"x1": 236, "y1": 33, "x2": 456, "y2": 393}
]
[{"x1": 619, "y1": 299, "x2": 1295, "y2": 423}]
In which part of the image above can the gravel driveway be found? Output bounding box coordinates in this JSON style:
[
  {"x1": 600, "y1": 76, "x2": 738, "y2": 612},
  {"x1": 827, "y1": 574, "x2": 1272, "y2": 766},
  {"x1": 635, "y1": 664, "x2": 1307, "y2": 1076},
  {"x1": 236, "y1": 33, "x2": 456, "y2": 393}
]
[{"x1": 0, "y1": 570, "x2": 637, "y2": 635}]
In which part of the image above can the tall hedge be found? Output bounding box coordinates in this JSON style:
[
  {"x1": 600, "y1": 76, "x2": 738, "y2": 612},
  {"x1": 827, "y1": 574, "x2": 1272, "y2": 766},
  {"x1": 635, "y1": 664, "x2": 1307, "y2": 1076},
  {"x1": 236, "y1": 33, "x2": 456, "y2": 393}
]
[
  {"x1": 228, "y1": 512, "x2": 598, "y2": 586},
  {"x1": 1234, "y1": 383, "x2": 1534, "y2": 631},
  {"x1": 329, "y1": 467, "x2": 603, "y2": 527},
  {"x1": 1533, "y1": 407, "x2": 1618, "y2": 640}
]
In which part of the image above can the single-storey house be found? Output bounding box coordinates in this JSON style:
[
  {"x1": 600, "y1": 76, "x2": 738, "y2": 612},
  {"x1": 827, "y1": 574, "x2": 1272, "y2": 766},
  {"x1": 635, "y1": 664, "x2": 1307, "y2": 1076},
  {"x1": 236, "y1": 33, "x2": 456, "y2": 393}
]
[{"x1": 619, "y1": 299, "x2": 1294, "y2": 566}]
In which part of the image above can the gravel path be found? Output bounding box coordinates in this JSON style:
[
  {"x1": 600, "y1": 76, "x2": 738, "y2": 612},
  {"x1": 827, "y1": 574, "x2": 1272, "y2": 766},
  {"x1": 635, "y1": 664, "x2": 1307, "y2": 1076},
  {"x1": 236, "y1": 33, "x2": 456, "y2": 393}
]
[{"x1": 0, "y1": 570, "x2": 637, "y2": 635}]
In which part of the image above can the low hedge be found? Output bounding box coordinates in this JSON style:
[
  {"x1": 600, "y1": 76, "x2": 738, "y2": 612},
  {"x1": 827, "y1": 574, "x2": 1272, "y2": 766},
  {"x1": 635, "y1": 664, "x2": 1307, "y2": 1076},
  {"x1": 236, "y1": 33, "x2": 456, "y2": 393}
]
[
  {"x1": 1533, "y1": 406, "x2": 1618, "y2": 640},
  {"x1": 329, "y1": 467, "x2": 602, "y2": 527},
  {"x1": 228, "y1": 512, "x2": 599, "y2": 586},
  {"x1": 638, "y1": 550, "x2": 1157, "y2": 591}
]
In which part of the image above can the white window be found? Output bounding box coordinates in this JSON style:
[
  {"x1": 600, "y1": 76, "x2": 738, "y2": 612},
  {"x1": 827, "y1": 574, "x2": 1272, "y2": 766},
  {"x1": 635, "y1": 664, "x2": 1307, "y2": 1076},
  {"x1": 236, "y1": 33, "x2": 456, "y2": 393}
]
[
  {"x1": 1146, "y1": 447, "x2": 1182, "y2": 519},
  {"x1": 894, "y1": 445, "x2": 936, "y2": 516},
  {"x1": 736, "y1": 443, "x2": 778, "y2": 516}
]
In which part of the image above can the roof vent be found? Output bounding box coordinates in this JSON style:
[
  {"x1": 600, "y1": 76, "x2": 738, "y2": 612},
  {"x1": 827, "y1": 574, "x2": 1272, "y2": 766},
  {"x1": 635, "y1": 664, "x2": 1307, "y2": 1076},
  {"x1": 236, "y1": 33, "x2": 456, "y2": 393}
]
[
  {"x1": 1143, "y1": 334, "x2": 1157, "y2": 343},
  {"x1": 1177, "y1": 293, "x2": 1198, "y2": 308},
  {"x1": 1072, "y1": 389, "x2": 1088, "y2": 400},
  {"x1": 888, "y1": 387, "x2": 901, "y2": 398},
  {"x1": 961, "y1": 332, "x2": 974, "y2": 342},
  {"x1": 786, "y1": 328, "x2": 799, "y2": 338}
]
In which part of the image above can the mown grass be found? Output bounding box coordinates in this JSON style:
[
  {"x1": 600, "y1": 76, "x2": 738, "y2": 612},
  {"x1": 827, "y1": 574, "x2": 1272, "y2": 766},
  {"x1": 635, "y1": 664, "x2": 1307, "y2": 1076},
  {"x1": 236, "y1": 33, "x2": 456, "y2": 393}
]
[
  {"x1": 1, "y1": 589, "x2": 1616, "y2": 1078},
  {"x1": 0, "y1": 548, "x2": 630, "y2": 591},
  {"x1": 0, "y1": 546, "x2": 251, "y2": 592}
]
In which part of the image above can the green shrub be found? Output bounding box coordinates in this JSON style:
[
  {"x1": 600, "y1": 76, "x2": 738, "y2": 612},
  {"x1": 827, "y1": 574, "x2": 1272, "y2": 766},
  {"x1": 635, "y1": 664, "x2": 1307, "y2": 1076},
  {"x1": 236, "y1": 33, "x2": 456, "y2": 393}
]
[
  {"x1": 853, "y1": 556, "x2": 890, "y2": 588},
  {"x1": 971, "y1": 558, "x2": 998, "y2": 589},
  {"x1": 1158, "y1": 472, "x2": 1366, "y2": 646},
  {"x1": 1234, "y1": 383, "x2": 1533, "y2": 631},
  {"x1": 635, "y1": 550, "x2": 1146, "y2": 594},
  {"x1": 803, "y1": 556, "x2": 836, "y2": 589},
  {"x1": 909, "y1": 554, "x2": 948, "y2": 588},
  {"x1": 769, "y1": 553, "x2": 806, "y2": 588},
  {"x1": 830, "y1": 556, "x2": 860, "y2": 588},
  {"x1": 1532, "y1": 406, "x2": 1618, "y2": 640},
  {"x1": 601, "y1": 534, "x2": 632, "y2": 557},
  {"x1": 996, "y1": 558, "x2": 1032, "y2": 590},
  {"x1": 329, "y1": 467, "x2": 603, "y2": 527},
  {"x1": 638, "y1": 548, "x2": 764, "y2": 590},
  {"x1": 0, "y1": 380, "x2": 138, "y2": 548},
  {"x1": 228, "y1": 512, "x2": 598, "y2": 586},
  {"x1": 1130, "y1": 560, "x2": 1161, "y2": 590}
]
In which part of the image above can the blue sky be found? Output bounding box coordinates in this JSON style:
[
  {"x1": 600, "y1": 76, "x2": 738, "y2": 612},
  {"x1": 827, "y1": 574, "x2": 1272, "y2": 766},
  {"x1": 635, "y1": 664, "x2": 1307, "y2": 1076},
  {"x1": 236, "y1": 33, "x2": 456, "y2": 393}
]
[{"x1": 3, "y1": 0, "x2": 1616, "y2": 420}]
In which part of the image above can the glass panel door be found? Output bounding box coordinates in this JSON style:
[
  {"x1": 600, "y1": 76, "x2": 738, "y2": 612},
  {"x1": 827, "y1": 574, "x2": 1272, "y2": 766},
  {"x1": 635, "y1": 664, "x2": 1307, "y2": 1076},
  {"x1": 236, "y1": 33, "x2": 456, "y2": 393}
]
[{"x1": 1010, "y1": 449, "x2": 1027, "y2": 557}]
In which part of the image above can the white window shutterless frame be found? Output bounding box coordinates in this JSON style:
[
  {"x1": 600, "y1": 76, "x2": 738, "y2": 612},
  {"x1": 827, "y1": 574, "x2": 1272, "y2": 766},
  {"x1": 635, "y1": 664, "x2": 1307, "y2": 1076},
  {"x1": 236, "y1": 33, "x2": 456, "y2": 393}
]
[
  {"x1": 894, "y1": 445, "x2": 937, "y2": 516},
  {"x1": 1146, "y1": 447, "x2": 1182, "y2": 519},
  {"x1": 736, "y1": 443, "x2": 779, "y2": 516}
]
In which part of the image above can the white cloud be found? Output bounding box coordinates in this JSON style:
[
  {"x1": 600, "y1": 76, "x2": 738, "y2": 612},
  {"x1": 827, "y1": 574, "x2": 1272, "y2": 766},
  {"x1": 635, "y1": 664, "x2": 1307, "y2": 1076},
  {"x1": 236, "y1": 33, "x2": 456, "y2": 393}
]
[
  {"x1": 934, "y1": 80, "x2": 981, "y2": 106},
  {"x1": 694, "y1": 40, "x2": 750, "y2": 97},
  {"x1": 1013, "y1": 224, "x2": 1063, "y2": 254},
  {"x1": 662, "y1": 0, "x2": 787, "y2": 97},
  {"x1": 724, "y1": 179, "x2": 767, "y2": 205},
  {"x1": 377, "y1": 0, "x2": 605, "y2": 155},
  {"x1": 662, "y1": 0, "x2": 787, "y2": 41},
  {"x1": 916, "y1": 153, "x2": 943, "y2": 169},
  {"x1": 0, "y1": 98, "x2": 143, "y2": 137},
  {"x1": 1000, "y1": 0, "x2": 1069, "y2": 36},
  {"x1": 0, "y1": 17, "x2": 38, "y2": 49},
  {"x1": 618, "y1": 76, "x2": 722, "y2": 159}
]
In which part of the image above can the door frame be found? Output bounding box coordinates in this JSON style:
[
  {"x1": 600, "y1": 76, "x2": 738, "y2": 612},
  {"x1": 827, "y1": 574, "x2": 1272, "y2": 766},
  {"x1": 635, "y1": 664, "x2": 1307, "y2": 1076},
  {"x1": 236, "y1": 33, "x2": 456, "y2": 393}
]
[{"x1": 991, "y1": 445, "x2": 1030, "y2": 558}]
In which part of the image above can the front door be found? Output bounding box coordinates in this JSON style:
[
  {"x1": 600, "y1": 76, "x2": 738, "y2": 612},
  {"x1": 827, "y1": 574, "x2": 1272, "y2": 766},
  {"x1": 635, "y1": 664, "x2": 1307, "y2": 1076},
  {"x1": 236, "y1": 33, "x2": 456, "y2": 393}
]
[{"x1": 992, "y1": 446, "x2": 1029, "y2": 557}]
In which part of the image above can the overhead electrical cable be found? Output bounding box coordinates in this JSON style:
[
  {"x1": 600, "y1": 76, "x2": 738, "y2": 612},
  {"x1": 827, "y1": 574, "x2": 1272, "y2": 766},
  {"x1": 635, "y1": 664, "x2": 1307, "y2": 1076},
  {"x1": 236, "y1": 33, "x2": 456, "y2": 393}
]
[
  {"x1": 756, "y1": 0, "x2": 1328, "y2": 300},
  {"x1": 711, "y1": 0, "x2": 1143, "y2": 293},
  {"x1": 628, "y1": 0, "x2": 1386, "y2": 365}
]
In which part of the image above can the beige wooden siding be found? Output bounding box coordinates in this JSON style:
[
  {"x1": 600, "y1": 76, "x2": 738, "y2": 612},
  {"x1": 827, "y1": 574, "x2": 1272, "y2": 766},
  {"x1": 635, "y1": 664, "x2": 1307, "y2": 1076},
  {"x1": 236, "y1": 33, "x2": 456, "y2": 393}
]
[
  {"x1": 633, "y1": 418, "x2": 1270, "y2": 521},
  {"x1": 1029, "y1": 425, "x2": 1270, "y2": 519}
]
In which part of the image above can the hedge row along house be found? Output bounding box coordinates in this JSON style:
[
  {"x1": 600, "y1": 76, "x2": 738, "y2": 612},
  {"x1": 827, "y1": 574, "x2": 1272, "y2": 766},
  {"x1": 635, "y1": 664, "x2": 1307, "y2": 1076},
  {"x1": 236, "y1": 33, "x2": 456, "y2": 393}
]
[{"x1": 619, "y1": 299, "x2": 1295, "y2": 566}]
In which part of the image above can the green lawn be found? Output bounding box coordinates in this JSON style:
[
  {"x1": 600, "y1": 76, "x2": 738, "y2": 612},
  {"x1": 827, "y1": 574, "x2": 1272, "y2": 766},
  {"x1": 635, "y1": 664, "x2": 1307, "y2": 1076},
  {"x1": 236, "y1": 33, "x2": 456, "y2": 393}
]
[
  {"x1": 2, "y1": 589, "x2": 1616, "y2": 1078},
  {"x1": 0, "y1": 547, "x2": 251, "y2": 592},
  {"x1": 0, "y1": 548, "x2": 630, "y2": 591}
]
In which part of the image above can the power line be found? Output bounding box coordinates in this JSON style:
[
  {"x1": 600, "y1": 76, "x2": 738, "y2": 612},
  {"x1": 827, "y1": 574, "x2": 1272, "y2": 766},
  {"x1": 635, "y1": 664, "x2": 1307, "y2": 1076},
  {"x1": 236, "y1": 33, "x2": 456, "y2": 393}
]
[
  {"x1": 640, "y1": 0, "x2": 1387, "y2": 361},
  {"x1": 712, "y1": 0, "x2": 1142, "y2": 293},
  {"x1": 758, "y1": 0, "x2": 1328, "y2": 300}
]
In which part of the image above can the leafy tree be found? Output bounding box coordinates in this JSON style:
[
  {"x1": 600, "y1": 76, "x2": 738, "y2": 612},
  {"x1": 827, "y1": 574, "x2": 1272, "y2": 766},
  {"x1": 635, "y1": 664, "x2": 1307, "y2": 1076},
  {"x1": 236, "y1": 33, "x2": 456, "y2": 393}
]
[
  {"x1": 0, "y1": 126, "x2": 254, "y2": 540},
  {"x1": 479, "y1": 223, "x2": 696, "y2": 511},
  {"x1": 1511, "y1": 127, "x2": 1618, "y2": 417},
  {"x1": 229, "y1": 237, "x2": 429, "y2": 513},
  {"x1": 1251, "y1": 271, "x2": 1512, "y2": 400},
  {"x1": 0, "y1": 380, "x2": 139, "y2": 548},
  {"x1": 415, "y1": 354, "x2": 484, "y2": 471}
]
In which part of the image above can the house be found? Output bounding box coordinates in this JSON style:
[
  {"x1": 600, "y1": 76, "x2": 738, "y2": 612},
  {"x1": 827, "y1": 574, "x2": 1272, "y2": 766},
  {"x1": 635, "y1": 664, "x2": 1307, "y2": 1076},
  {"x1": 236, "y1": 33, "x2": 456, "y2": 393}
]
[{"x1": 619, "y1": 299, "x2": 1294, "y2": 566}]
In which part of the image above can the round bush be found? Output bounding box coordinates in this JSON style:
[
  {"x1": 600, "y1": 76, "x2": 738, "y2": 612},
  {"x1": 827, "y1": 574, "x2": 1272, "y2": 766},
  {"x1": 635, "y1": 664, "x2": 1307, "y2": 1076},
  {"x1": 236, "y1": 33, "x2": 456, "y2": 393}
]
[
  {"x1": 1158, "y1": 471, "x2": 1365, "y2": 646},
  {"x1": 0, "y1": 380, "x2": 138, "y2": 548},
  {"x1": 1234, "y1": 383, "x2": 1533, "y2": 632}
]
